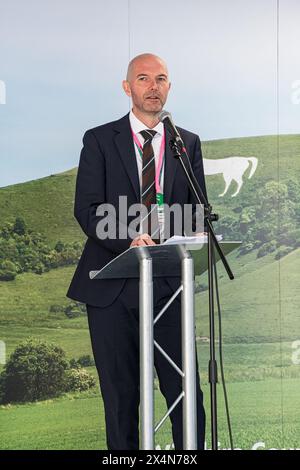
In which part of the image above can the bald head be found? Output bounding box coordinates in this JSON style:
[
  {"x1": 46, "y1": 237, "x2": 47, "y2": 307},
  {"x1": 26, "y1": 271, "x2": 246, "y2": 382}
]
[
  {"x1": 126, "y1": 53, "x2": 169, "y2": 82},
  {"x1": 122, "y1": 53, "x2": 171, "y2": 127}
]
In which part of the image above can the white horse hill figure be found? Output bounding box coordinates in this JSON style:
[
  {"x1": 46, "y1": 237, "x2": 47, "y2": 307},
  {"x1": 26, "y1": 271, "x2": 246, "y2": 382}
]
[{"x1": 203, "y1": 156, "x2": 258, "y2": 197}]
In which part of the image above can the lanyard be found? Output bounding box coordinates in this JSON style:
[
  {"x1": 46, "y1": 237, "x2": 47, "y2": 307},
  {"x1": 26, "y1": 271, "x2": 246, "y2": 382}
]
[{"x1": 131, "y1": 129, "x2": 165, "y2": 194}]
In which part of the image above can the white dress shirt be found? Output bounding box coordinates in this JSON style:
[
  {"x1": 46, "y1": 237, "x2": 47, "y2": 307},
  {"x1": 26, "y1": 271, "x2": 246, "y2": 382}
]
[
  {"x1": 129, "y1": 110, "x2": 165, "y2": 240},
  {"x1": 129, "y1": 110, "x2": 164, "y2": 193}
]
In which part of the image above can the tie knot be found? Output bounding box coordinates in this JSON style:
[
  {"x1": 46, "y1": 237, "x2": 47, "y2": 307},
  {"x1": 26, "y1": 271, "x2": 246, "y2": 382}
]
[{"x1": 140, "y1": 129, "x2": 156, "y2": 144}]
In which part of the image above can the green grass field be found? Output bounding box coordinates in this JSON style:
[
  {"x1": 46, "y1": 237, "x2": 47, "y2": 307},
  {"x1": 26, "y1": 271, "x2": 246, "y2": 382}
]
[
  {"x1": 0, "y1": 244, "x2": 299, "y2": 450},
  {"x1": 1, "y1": 246, "x2": 299, "y2": 363},
  {"x1": 1, "y1": 379, "x2": 300, "y2": 450},
  {"x1": 0, "y1": 245, "x2": 299, "y2": 334}
]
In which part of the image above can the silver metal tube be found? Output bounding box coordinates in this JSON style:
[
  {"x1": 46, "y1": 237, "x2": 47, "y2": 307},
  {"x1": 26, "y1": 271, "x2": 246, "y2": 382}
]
[
  {"x1": 154, "y1": 340, "x2": 184, "y2": 377},
  {"x1": 154, "y1": 285, "x2": 183, "y2": 325},
  {"x1": 155, "y1": 391, "x2": 184, "y2": 433},
  {"x1": 139, "y1": 254, "x2": 154, "y2": 450},
  {"x1": 181, "y1": 253, "x2": 197, "y2": 449}
]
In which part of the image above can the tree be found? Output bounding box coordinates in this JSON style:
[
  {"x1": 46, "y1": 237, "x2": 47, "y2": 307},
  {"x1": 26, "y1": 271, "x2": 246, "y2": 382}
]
[
  {"x1": 0, "y1": 217, "x2": 84, "y2": 280},
  {"x1": 216, "y1": 214, "x2": 239, "y2": 239},
  {"x1": 0, "y1": 339, "x2": 69, "y2": 403},
  {"x1": 0, "y1": 222, "x2": 14, "y2": 240},
  {"x1": 257, "y1": 240, "x2": 277, "y2": 258},
  {"x1": 54, "y1": 241, "x2": 65, "y2": 253},
  {"x1": 235, "y1": 180, "x2": 299, "y2": 252},
  {"x1": 13, "y1": 217, "x2": 27, "y2": 236},
  {"x1": 0, "y1": 260, "x2": 17, "y2": 281}
]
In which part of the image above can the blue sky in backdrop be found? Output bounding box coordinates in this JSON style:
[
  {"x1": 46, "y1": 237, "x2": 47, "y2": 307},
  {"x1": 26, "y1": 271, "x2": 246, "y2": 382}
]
[{"x1": 0, "y1": 0, "x2": 299, "y2": 187}]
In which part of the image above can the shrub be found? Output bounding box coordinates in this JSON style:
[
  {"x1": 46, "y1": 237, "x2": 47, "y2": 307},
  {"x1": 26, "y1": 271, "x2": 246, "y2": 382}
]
[
  {"x1": 32, "y1": 262, "x2": 46, "y2": 275},
  {"x1": 0, "y1": 371, "x2": 7, "y2": 403},
  {"x1": 66, "y1": 368, "x2": 96, "y2": 392},
  {"x1": 238, "y1": 241, "x2": 255, "y2": 256},
  {"x1": 69, "y1": 358, "x2": 80, "y2": 369},
  {"x1": 49, "y1": 304, "x2": 65, "y2": 313},
  {"x1": 77, "y1": 355, "x2": 95, "y2": 367},
  {"x1": 54, "y1": 241, "x2": 65, "y2": 253},
  {"x1": 69, "y1": 355, "x2": 95, "y2": 368},
  {"x1": 13, "y1": 217, "x2": 27, "y2": 236},
  {"x1": 257, "y1": 240, "x2": 277, "y2": 258},
  {"x1": 0, "y1": 339, "x2": 69, "y2": 403},
  {"x1": 279, "y1": 228, "x2": 300, "y2": 247},
  {"x1": 0, "y1": 260, "x2": 17, "y2": 281},
  {"x1": 274, "y1": 246, "x2": 294, "y2": 260},
  {"x1": 64, "y1": 302, "x2": 86, "y2": 318},
  {"x1": 0, "y1": 218, "x2": 84, "y2": 281},
  {"x1": 195, "y1": 283, "x2": 208, "y2": 293}
]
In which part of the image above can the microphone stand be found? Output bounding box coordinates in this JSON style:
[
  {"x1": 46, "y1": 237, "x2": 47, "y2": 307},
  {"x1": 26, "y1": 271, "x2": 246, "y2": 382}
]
[{"x1": 169, "y1": 136, "x2": 234, "y2": 451}]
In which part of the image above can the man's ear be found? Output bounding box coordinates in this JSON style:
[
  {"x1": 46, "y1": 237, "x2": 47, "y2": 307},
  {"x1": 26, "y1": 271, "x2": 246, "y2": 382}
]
[{"x1": 122, "y1": 80, "x2": 131, "y2": 97}]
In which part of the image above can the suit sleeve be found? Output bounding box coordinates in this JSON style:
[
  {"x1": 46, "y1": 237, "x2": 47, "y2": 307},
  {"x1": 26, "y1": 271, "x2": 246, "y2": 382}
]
[{"x1": 74, "y1": 130, "x2": 132, "y2": 254}]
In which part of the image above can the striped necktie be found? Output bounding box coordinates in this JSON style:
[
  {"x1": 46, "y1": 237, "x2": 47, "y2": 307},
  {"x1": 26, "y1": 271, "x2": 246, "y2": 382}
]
[{"x1": 140, "y1": 129, "x2": 160, "y2": 241}]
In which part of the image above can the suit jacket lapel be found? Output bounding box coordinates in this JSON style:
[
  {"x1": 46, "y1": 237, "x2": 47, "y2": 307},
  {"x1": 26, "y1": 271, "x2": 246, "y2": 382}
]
[
  {"x1": 163, "y1": 126, "x2": 178, "y2": 204},
  {"x1": 113, "y1": 115, "x2": 178, "y2": 204},
  {"x1": 114, "y1": 114, "x2": 140, "y2": 201}
]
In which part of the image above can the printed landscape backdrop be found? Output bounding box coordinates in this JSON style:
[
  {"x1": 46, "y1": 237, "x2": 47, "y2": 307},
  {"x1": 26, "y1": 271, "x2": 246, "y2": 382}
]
[{"x1": 0, "y1": 0, "x2": 299, "y2": 450}]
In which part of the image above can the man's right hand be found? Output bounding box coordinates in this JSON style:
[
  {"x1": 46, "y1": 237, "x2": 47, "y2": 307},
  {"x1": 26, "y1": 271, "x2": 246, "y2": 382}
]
[{"x1": 130, "y1": 233, "x2": 157, "y2": 247}]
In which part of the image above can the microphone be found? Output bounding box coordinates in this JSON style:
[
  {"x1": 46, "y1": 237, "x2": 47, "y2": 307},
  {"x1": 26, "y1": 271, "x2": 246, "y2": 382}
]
[{"x1": 158, "y1": 110, "x2": 184, "y2": 144}]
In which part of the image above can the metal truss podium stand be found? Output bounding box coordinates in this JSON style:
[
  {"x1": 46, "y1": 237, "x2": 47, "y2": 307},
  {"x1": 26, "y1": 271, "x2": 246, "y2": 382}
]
[{"x1": 90, "y1": 241, "x2": 239, "y2": 450}]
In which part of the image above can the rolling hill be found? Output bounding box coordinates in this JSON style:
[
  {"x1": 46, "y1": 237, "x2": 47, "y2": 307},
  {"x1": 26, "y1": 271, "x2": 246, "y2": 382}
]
[
  {"x1": 0, "y1": 134, "x2": 299, "y2": 344},
  {"x1": 0, "y1": 134, "x2": 299, "y2": 450},
  {"x1": 0, "y1": 134, "x2": 299, "y2": 245}
]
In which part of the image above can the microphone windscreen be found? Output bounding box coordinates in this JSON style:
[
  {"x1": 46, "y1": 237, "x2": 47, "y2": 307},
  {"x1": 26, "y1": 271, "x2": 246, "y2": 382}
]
[{"x1": 158, "y1": 110, "x2": 172, "y2": 123}]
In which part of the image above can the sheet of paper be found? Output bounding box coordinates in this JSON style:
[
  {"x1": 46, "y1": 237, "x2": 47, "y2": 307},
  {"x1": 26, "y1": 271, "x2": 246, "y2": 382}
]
[{"x1": 163, "y1": 234, "x2": 223, "y2": 245}]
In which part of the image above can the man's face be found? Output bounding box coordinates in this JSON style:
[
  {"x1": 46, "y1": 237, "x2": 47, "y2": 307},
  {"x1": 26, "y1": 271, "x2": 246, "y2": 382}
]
[{"x1": 123, "y1": 57, "x2": 171, "y2": 116}]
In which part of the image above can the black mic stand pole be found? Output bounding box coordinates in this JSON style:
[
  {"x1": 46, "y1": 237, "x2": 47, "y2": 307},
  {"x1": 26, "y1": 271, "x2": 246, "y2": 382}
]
[{"x1": 169, "y1": 136, "x2": 234, "y2": 451}]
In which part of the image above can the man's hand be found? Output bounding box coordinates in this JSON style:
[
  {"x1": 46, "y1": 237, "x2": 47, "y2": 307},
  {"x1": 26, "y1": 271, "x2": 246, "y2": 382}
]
[{"x1": 130, "y1": 233, "x2": 157, "y2": 247}]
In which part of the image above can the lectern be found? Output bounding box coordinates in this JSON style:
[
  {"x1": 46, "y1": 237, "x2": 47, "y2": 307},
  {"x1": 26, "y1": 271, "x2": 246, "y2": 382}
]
[{"x1": 90, "y1": 241, "x2": 239, "y2": 450}]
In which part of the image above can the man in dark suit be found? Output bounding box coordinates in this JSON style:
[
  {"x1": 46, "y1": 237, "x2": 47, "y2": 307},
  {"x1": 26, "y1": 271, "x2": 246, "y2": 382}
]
[{"x1": 67, "y1": 53, "x2": 206, "y2": 450}]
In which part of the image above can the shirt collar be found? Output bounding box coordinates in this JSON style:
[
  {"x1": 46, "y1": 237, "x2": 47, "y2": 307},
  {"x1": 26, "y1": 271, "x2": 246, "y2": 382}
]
[{"x1": 129, "y1": 110, "x2": 164, "y2": 137}]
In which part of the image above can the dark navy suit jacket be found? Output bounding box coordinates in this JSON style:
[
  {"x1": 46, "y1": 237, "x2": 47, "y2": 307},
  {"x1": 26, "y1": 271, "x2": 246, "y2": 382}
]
[{"x1": 67, "y1": 113, "x2": 207, "y2": 307}]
